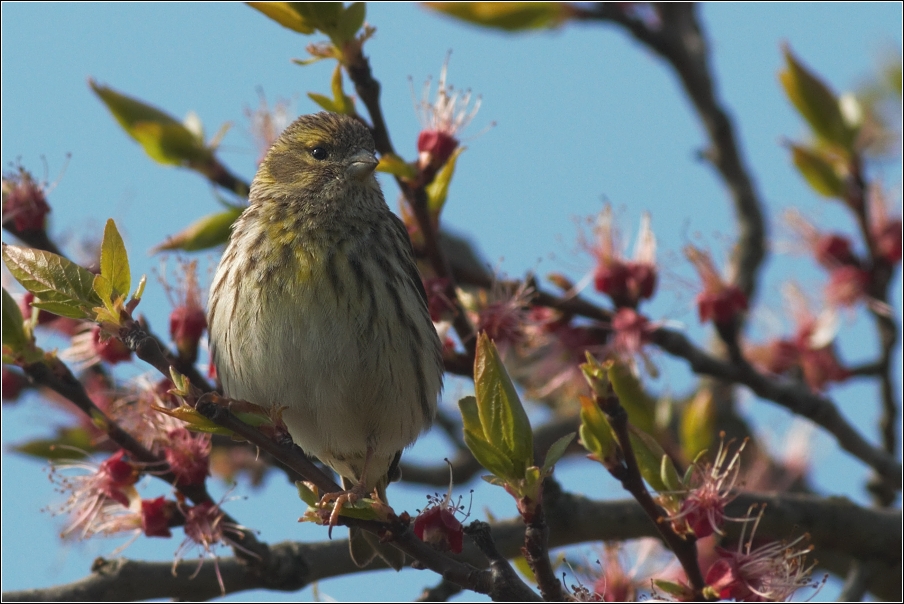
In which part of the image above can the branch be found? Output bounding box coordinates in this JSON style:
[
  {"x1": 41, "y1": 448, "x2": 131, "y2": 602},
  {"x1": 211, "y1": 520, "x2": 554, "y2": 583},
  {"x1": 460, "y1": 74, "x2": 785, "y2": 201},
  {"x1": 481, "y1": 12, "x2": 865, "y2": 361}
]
[
  {"x1": 574, "y1": 3, "x2": 767, "y2": 302},
  {"x1": 652, "y1": 326, "x2": 902, "y2": 486},
  {"x1": 8, "y1": 491, "x2": 897, "y2": 602},
  {"x1": 343, "y1": 46, "x2": 478, "y2": 360}
]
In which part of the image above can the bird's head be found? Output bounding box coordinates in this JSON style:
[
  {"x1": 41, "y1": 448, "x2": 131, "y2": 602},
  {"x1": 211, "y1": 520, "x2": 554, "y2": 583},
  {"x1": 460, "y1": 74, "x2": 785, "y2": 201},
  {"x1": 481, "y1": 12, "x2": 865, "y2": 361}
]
[{"x1": 252, "y1": 112, "x2": 380, "y2": 202}]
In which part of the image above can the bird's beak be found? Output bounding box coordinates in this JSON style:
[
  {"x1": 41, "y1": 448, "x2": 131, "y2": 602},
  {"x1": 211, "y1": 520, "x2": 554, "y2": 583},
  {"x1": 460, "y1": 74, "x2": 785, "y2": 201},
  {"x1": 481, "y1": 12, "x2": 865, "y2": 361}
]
[{"x1": 346, "y1": 149, "x2": 379, "y2": 181}]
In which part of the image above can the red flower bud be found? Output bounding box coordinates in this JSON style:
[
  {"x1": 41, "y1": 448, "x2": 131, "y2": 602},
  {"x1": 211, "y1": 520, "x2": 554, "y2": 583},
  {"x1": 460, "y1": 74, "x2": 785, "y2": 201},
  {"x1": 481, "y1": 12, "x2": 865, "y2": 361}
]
[
  {"x1": 413, "y1": 504, "x2": 463, "y2": 553},
  {"x1": 814, "y1": 234, "x2": 856, "y2": 268},
  {"x1": 2, "y1": 367, "x2": 27, "y2": 402},
  {"x1": 2, "y1": 167, "x2": 51, "y2": 232},
  {"x1": 141, "y1": 496, "x2": 176, "y2": 538},
  {"x1": 697, "y1": 286, "x2": 748, "y2": 326},
  {"x1": 417, "y1": 130, "x2": 459, "y2": 170},
  {"x1": 170, "y1": 305, "x2": 207, "y2": 362},
  {"x1": 92, "y1": 325, "x2": 132, "y2": 364}
]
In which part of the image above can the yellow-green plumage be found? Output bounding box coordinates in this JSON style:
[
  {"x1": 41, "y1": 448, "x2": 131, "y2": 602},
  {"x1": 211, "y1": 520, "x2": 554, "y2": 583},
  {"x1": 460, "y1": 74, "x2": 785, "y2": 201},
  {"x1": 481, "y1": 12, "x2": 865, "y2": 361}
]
[{"x1": 208, "y1": 113, "x2": 443, "y2": 569}]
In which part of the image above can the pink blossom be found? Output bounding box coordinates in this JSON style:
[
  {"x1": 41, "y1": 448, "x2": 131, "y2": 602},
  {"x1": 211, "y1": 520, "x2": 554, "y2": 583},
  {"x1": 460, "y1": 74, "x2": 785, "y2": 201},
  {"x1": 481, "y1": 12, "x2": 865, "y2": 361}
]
[
  {"x1": 685, "y1": 246, "x2": 747, "y2": 326},
  {"x1": 49, "y1": 450, "x2": 140, "y2": 539},
  {"x1": 161, "y1": 259, "x2": 207, "y2": 363},
  {"x1": 174, "y1": 500, "x2": 251, "y2": 595},
  {"x1": 589, "y1": 207, "x2": 658, "y2": 308},
  {"x1": 1, "y1": 165, "x2": 51, "y2": 232},
  {"x1": 704, "y1": 508, "x2": 821, "y2": 602},
  {"x1": 164, "y1": 428, "x2": 211, "y2": 487},
  {"x1": 668, "y1": 439, "x2": 746, "y2": 539},
  {"x1": 413, "y1": 56, "x2": 481, "y2": 171},
  {"x1": 824, "y1": 265, "x2": 871, "y2": 309},
  {"x1": 610, "y1": 307, "x2": 656, "y2": 359},
  {"x1": 413, "y1": 472, "x2": 469, "y2": 554}
]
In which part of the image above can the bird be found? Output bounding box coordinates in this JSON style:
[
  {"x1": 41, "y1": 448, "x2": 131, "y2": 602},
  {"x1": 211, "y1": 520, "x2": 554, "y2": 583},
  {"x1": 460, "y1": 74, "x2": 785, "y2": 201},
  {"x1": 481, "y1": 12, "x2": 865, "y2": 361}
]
[{"x1": 207, "y1": 112, "x2": 444, "y2": 568}]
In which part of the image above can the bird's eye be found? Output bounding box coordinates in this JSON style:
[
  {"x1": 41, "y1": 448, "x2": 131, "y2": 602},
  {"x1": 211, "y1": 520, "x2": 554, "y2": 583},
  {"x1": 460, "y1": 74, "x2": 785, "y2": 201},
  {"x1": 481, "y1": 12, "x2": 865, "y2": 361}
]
[{"x1": 311, "y1": 147, "x2": 328, "y2": 160}]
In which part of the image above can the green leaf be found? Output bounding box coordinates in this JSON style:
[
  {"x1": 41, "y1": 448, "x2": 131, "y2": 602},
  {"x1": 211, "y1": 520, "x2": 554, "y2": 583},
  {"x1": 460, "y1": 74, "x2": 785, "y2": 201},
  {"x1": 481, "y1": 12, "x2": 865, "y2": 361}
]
[
  {"x1": 541, "y1": 432, "x2": 575, "y2": 474},
  {"x1": 464, "y1": 429, "x2": 517, "y2": 479},
  {"x1": 426, "y1": 146, "x2": 465, "y2": 215},
  {"x1": 2, "y1": 244, "x2": 101, "y2": 320},
  {"x1": 335, "y1": 2, "x2": 366, "y2": 43},
  {"x1": 679, "y1": 390, "x2": 715, "y2": 462},
  {"x1": 789, "y1": 144, "x2": 846, "y2": 198},
  {"x1": 424, "y1": 2, "x2": 568, "y2": 31},
  {"x1": 90, "y1": 80, "x2": 212, "y2": 166},
  {"x1": 627, "y1": 424, "x2": 679, "y2": 494},
  {"x1": 289, "y1": 2, "x2": 344, "y2": 40},
  {"x1": 474, "y1": 333, "x2": 533, "y2": 473},
  {"x1": 779, "y1": 45, "x2": 855, "y2": 152},
  {"x1": 247, "y1": 2, "x2": 316, "y2": 34},
  {"x1": 92, "y1": 274, "x2": 115, "y2": 314},
  {"x1": 377, "y1": 153, "x2": 418, "y2": 179},
  {"x1": 608, "y1": 359, "x2": 656, "y2": 434},
  {"x1": 307, "y1": 92, "x2": 339, "y2": 113},
  {"x1": 152, "y1": 206, "x2": 243, "y2": 253},
  {"x1": 296, "y1": 480, "x2": 320, "y2": 506},
  {"x1": 459, "y1": 395, "x2": 517, "y2": 479},
  {"x1": 13, "y1": 427, "x2": 97, "y2": 460},
  {"x1": 329, "y1": 63, "x2": 355, "y2": 115},
  {"x1": 2, "y1": 288, "x2": 29, "y2": 354},
  {"x1": 578, "y1": 394, "x2": 618, "y2": 465},
  {"x1": 100, "y1": 219, "x2": 131, "y2": 297}
]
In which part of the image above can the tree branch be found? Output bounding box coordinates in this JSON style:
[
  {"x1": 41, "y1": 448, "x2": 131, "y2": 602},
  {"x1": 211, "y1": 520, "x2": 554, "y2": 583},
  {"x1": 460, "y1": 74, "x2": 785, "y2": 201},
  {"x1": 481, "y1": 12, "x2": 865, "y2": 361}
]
[
  {"x1": 7, "y1": 491, "x2": 897, "y2": 602},
  {"x1": 652, "y1": 326, "x2": 902, "y2": 486}
]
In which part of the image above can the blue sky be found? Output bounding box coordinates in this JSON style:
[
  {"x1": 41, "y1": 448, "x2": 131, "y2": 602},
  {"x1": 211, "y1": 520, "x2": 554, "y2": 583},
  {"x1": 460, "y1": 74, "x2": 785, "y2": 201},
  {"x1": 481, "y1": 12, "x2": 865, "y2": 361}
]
[{"x1": 2, "y1": 3, "x2": 901, "y2": 601}]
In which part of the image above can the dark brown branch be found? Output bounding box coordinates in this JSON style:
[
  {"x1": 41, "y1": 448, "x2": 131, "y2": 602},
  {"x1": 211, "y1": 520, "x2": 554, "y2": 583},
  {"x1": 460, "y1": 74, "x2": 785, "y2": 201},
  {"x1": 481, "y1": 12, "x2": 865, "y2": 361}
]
[
  {"x1": 121, "y1": 322, "x2": 213, "y2": 394},
  {"x1": 591, "y1": 385, "x2": 706, "y2": 595},
  {"x1": 574, "y1": 3, "x2": 767, "y2": 302},
  {"x1": 521, "y1": 501, "x2": 565, "y2": 601},
  {"x1": 464, "y1": 521, "x2": 543, "y2": 602},
  {"x1": 9, "y1": 491, "x2": 897, "y2": 602},
  {"x1": 21, "y1": 357, "x2": 268, "y2": 565},
  {"x1": 192, "y1": 394, "x2": 543, "y2": 600},
  {"x1": 652, "y1": 326, "x2": 902, "y2": 487}
]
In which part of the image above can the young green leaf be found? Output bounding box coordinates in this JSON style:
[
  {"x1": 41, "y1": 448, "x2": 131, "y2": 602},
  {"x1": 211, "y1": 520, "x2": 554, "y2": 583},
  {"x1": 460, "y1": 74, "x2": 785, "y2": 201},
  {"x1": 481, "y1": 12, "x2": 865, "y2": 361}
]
[
  {"x1": 608, "y1": 359, "x2": 656, "y2": 435},
  {"x1": 426, "y1": 146, "x2": 465, "y2": 215},
  {"x1": 424, "y1": 2, "x2": 568, "y2": 32},
  {"x1": 473, "y1": 333, "x2": 534, "y2": 473},
  {"x1": 459, "y1": 395, "x2": 517, "y2": 479},
  {"x1": 578, "y1": 394, "x2": 618, "y2": 466},
  {"x1": 679, "y1": 390, "x2": 715, "y2": 462},
  {"x1": 789, "y1": 144, "x2": 846, "y2": 198},
  {"x1": 90, "y1": 80, "x2": 213, "y2": 167},
  {"x1": 335, "y1": 2, "x2": 366, "y2": 43},
  {"x1": 1, "y1": 288, "x2": 29, "y2": 354},
  {"x1": 100, "y1": 219, "x2": 131, "y2": 297},
  {"x1": 152, "y1": 206, "x2": 243, "y2": 253},
  {"x1": 541, "y1": 432, "x2": 575, "y2": 474},
  {"x1": 2, "y1": 244, "x2": 102, "y2": 320},
  {"x1": 627, "y1": 424, "x2": 680, "y2": 494},
  {"x1": 779, "y1": 46, "x2": 856, "y2": 152},
  {"x1": 248, "y1": 2, "x2": 317, "y2": 34},
  {"x1": 377, "y1": 153, "x2": 418, "y2": 179}
]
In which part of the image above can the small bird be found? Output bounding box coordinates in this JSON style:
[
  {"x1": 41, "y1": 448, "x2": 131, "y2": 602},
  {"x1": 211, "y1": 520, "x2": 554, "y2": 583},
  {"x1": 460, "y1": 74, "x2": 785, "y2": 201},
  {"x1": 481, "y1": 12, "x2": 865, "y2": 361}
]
[{"x1": 208, "y1": 112, "x2": 443, "y2": 568}]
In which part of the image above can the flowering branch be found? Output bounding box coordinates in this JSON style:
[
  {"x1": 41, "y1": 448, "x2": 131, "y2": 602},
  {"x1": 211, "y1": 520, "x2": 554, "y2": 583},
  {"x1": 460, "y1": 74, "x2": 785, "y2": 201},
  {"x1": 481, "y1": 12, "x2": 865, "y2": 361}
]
[
  {"x1": 652, "y1": 326, "x2": 902, "y2": 486},
  {"x1": 11, "y1": 490, "x2": 895, "y2": 602},
  {"x1": 573, "y1": 3, "x2": 767, "y2": 302},
  {"x1": 583, "y1": 370, "x2": 707, "y2": 596},
  {"x1": 342, "y1": 44, "x2": 478, "y2": 359}
]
